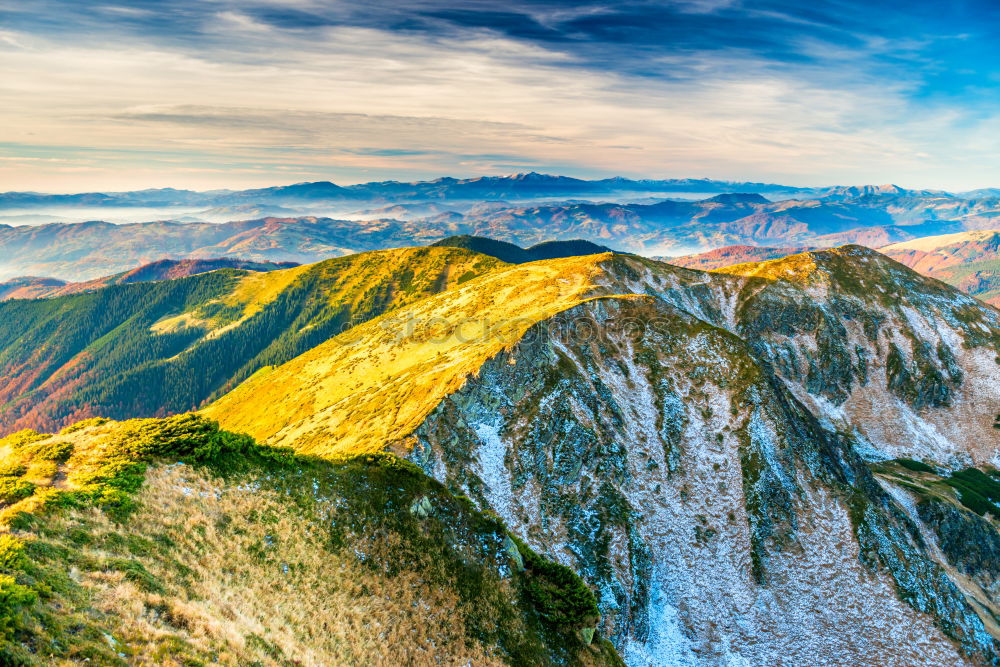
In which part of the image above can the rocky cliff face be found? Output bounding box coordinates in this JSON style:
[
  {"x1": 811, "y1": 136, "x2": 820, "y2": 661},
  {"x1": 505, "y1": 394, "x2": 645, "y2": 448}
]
[
  {"x1": 208, "y1": 246, "x2": 1000, "y2": 665},
  {"x1": 408, "y1": 295, "x2": 998, "y2": 665}
]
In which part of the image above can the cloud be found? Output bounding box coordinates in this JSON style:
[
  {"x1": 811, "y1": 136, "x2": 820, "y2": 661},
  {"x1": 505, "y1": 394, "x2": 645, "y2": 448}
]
[{"x1": 1, "y1": 0, "x2": 999, "y2": 191}]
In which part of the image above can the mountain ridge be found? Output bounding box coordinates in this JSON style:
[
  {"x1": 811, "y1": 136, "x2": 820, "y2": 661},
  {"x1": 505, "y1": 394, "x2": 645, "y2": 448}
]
[
  {"x1": 0, "y1": 258, "x2": 298, "y2": 301},
  {"x1": 201, "y1": 244, "x2": 1000, "y2": 664},
  {"x1": 0, "y1": 246, "x2": 505, "y2": 435},
  {"x1": 9, "y1": 190, "x2": 1000, "y2": 281}
]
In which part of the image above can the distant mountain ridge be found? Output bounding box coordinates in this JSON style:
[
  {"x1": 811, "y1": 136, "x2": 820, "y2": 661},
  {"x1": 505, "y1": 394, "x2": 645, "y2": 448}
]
[
  {"x1": 430, "y1": 235, "x2": 615, "y2": 263},
  {"x1": 7, "y1": 182, "x2": 1000, "y2": 282},
  {"x1": 880, "y1": 230, "x2": 1000, "y2": 306},
  {"x1": 0, "y1": 257, "x2": 298, "y2": 300},
  {"x1": 0, "y1": 173, "x2": 810, "y2": 210}
]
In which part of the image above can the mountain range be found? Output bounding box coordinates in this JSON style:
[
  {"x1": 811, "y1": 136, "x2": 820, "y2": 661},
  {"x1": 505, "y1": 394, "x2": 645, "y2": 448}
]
[
  {"x1": 0, "y1": 174, "x2": 810, "y2": 211},
  {"x1": 0, "y1": 237, "x2": 997, "y2": 663},
  {"x1": 2, "y1": 174, "x2": 994, "y2": 214},
  {"x1": 6, "y1": 186, "x2": 1000, "y2": 282},
  {"x1": 2, "y1": 166, "x2": 1000, "y2": 665},
  {"x1": 200, "y1": 244, "x2": 1000, "y2": 664}
]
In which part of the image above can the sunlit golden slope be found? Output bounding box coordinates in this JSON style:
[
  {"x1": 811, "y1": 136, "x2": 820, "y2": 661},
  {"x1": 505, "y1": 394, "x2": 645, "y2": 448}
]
[
  {"x1": 205, "y1": 244, "x2": 1000, "y2": 467},
  {"x1": 150, "y1": 245, "x2": 506, "y2": 342},
  {"x1": 203, "y1": 253, "x2": 613, "y2": 456}
]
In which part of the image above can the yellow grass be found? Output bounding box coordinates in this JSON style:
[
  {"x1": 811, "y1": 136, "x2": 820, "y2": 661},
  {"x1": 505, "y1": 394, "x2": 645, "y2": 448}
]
[{"x1": 203, "y1": 253, "x2": 613, "y2": 457}]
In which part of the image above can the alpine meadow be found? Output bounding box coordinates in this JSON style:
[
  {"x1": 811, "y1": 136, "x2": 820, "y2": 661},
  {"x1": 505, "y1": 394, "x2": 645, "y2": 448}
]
[{"x1": 1, "y1": 1, "x2": 999, "y2": 666}]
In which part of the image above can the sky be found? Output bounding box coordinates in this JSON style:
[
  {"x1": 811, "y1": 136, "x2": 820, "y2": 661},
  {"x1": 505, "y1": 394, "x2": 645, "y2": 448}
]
[{"x1": 2, "y1": 0, "x2": 1000, "y2": 192}]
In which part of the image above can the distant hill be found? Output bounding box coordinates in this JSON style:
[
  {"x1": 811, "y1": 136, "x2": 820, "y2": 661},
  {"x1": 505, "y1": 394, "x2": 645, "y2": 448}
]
[
  {"x1": 662, "y1": 244, "x2": 816, "y2": 270},
  {"x1": 879, "y1": 230, "x2": 1000, "y2": 306},
  {"x1": 809, "y1": 184, "x2": 948, "y2": 200},
  {"x1": 431, "y1": 235, "x2": 615, "y2": 263},
  {"x1": 6, "y1": 190, "x2": 1000, "y2": 281},
  {"x1": 0, "y1": 258, "x2": 298, "y2": 300},
  {"x1": 0, "y1": 276, "x2": 67, "y2": 300}
]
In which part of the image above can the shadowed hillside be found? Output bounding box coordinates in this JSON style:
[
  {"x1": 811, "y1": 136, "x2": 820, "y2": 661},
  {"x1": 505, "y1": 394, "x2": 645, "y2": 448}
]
[{"x1": 430, "y1": 235, "x2": 616, "y2": 263}]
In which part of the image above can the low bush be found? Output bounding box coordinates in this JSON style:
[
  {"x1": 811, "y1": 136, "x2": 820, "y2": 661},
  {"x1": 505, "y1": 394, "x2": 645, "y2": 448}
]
[
  {"x1": 28, "y1": 441, "x2": 73, "y2": 463},
  {"x1": 945, "y1": 468, "x2": 1000, "y2": 518},
  {"x1": 896, "y1": 459, "x2": 935, "y2": 474},
  {"x1": 0, "y1": 479, "x2": 35, "y2": 506},
  {"x1": 510, "y1": 535, "x2": 599, "y2": 629}
]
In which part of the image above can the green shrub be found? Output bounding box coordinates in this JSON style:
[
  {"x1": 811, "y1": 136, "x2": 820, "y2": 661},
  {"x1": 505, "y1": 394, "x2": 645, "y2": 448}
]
[
  {"x1": 511, "y1": 535, "x2": 599, "y2": 629},
  {"x1": 0, "y1": 479, "x2": 35, "y2": 505},
  {"x1": 0, "y1": 536, "x2": 27, "y2": 571},
  {"x1": 29, "y1": 441, "x2": 74, "y2": 463},
  {"x1": 896, "y1": 459, "x2": 935, "y2": 474},
  {"x1": 0, "y1": 430, "x2": 48, "y2": 450},
  {"x1": 0, "y1": 464, "x2": 27, "y2": 478},
  {"x1": 105, "y1": 558, "x2": 163, "y2": 594},
  {"x1": 944, "y1": 468, "x2": 1000, "y2": 517},
  {"x1": 0, "y1": 575, "x2": 36, "y2": 637}
]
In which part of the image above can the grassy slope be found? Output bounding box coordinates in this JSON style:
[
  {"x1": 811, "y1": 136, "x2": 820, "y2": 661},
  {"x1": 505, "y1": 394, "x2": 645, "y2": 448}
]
[
  {"x1": 0, "y1": 416, "x2": 621, "y2": 666},
  {"x1": 871, "y1": 459, "x2": 1000, "y2": 638},
  {"x1": 203, "y1": 253, "x2": 613, "y2": 457},
  {"x1": 878, "y1": 231, "x2": 1000, "y2": 306},
  {"x1": 0, "y1": 247, "x2": 504, "y2": 435}
]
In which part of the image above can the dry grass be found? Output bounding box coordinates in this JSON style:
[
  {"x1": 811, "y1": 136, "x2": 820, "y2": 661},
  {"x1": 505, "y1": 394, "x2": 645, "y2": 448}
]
[
  {"x1": 40, "y1": 464, "x2": 510, "y2": 666},
  {"x1": 0, "y1": 418, "x2": 610, "y2": 665},
  {"x1": 712, "y1": 248, "x2": 821, "y2": 283}
]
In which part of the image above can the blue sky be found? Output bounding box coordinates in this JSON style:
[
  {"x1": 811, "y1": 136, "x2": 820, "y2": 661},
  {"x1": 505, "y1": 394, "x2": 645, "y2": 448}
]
[{"x1": 1, "y1": 0, "x2": 999, "y2": 191}]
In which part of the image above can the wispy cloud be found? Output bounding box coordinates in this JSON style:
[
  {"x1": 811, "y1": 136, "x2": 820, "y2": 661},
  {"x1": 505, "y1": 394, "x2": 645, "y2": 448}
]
[{"x1": 1, "y1": 0, "x2": 999, "y2": 191}]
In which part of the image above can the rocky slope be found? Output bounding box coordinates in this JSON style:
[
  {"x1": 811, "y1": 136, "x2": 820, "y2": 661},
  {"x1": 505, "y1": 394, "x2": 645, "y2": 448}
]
[
  {"x1": 0, "y1": 415, "x2": 621, "y2": 665},
  {"x1": 880, "y1": 230, "x2": 1000, "y2": 306},
  {"x1": 206, "y1": 246, "x2": 1000, "y2": 665},
  {"x1": 0, "y1": 246, "x2": 503, "y2": 435},
  {"x1": 0, "y1": 258, "x2": 297, "y2": 301}
]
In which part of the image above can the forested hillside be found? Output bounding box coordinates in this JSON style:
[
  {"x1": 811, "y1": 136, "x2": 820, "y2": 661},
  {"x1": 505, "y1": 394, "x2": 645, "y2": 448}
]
[
  {"x1": 0, "y1": 258, "x2": 298, "y2": 301},
  {"x1": 0, "y1": 247, "x2": 503, "y2": 435}
]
